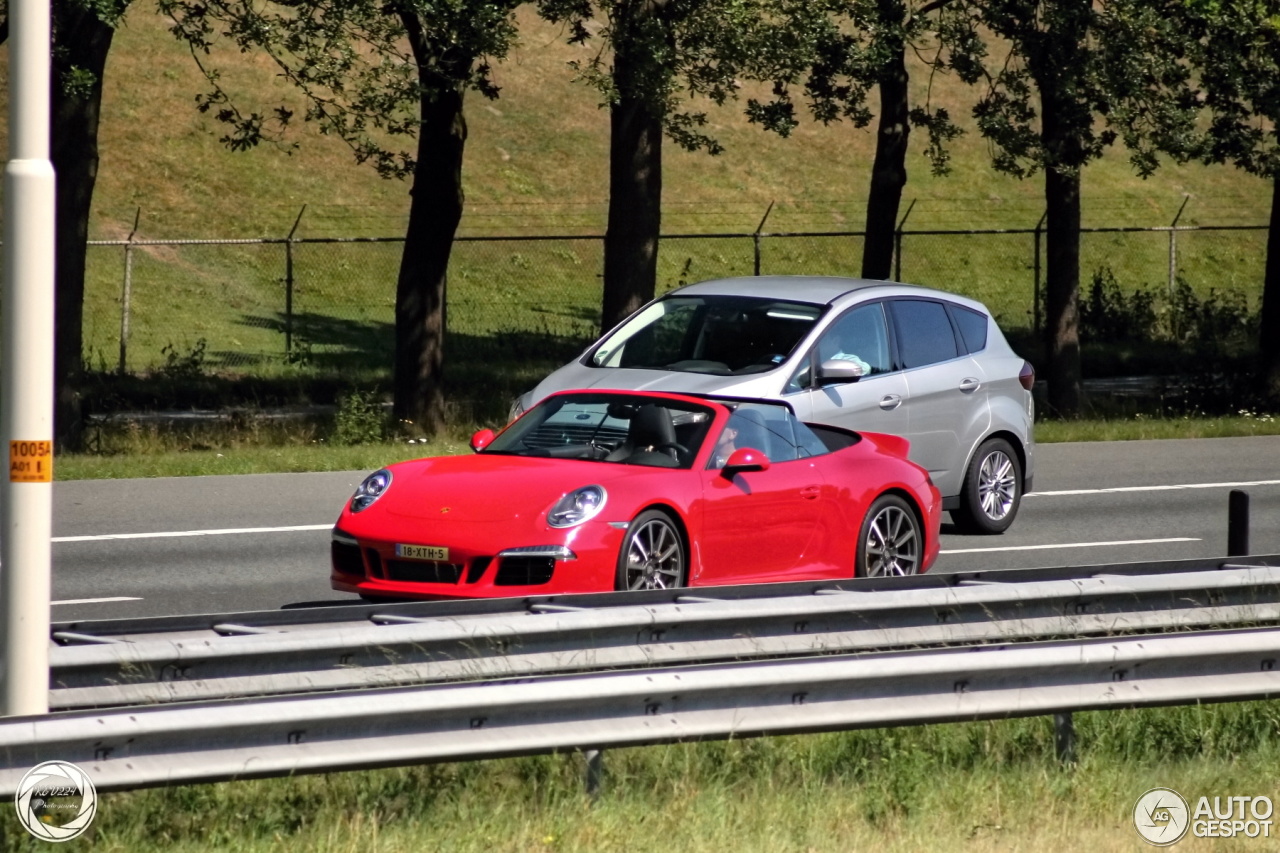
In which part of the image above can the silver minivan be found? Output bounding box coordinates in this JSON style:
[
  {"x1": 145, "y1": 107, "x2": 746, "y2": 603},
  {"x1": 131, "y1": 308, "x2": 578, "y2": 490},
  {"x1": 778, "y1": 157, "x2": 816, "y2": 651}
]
[{"x1": 514, "y1": 276, "x2": 1035, "y2": 533}]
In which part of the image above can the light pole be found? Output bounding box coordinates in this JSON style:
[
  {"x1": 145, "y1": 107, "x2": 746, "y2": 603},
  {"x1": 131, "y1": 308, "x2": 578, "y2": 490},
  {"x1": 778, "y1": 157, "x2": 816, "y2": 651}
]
[{"x1": 2, "y1": 0, "x2": 57, "y2": 716}]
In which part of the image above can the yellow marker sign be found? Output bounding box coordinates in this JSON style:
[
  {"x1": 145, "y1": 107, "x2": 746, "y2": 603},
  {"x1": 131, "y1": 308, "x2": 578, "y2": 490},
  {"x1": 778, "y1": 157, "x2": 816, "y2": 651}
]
[{"x1": 10, "y1": 440, "x2": 53, "y2": 483}]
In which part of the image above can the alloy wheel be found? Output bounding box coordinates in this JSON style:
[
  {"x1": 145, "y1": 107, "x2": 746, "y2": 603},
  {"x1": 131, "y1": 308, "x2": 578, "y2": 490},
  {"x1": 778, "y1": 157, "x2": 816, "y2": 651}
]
[
  {"x1": 862, "y1": 501, "x2": 921, "y2": 577},
  {"x1": 623, "y1": 514, "x2": 685, "y2": 590},
  {"x1": 977, "y1": 449, "x2": 1017, "y2": 521}
]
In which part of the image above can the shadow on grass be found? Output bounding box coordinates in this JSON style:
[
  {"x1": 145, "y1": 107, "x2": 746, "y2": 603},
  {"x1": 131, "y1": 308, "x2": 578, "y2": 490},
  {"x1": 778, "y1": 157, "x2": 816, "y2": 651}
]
[{"x1": 83, "y1": 309, "x2": 596, "y2": 424}]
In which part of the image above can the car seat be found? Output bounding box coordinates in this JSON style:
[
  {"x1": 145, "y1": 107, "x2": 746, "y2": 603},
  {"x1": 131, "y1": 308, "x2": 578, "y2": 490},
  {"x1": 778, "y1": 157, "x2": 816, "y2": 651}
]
[{"x1": 607, "y1": 404, "x2": 681, "y2": 466}]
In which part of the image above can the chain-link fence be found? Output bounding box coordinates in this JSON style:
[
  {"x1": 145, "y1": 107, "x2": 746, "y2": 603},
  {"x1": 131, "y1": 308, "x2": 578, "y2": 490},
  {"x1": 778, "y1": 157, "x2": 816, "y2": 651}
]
[{"x1": 78, "y1": 222, "x2": 1269, "y2": 378}]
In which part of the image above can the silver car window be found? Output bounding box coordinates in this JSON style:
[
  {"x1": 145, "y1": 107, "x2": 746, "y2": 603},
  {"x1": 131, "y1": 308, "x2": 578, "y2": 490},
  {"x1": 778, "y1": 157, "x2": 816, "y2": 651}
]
[
  {"x1": 948, "y1": 303, "x2": 989, "y2": 354},
  {"x1": 816, "y1": 302, "x2": 893, "y2": 375},
  {"x1": 786, "y1": 301, "x2": 893, "y2": 392},
  {"x1": 889, "y1": 299, "x2": 961, "y2": 368}
]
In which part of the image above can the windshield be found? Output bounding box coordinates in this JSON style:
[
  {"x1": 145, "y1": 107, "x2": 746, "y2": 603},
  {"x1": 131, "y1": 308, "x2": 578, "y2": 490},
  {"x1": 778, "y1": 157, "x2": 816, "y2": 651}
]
[
  {"x1": 484, "y1": 393, "x2": 716, "y2": 468},
  {"x1": 588, "y1": 295, "x2": 825, "y2": 375}
]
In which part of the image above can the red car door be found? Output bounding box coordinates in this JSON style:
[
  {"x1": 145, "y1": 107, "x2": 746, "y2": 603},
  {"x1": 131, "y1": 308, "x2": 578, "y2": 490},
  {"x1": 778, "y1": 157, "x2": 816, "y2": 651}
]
[{"x1": 695, "y1": 459, "x2": 828, "y2": 585}]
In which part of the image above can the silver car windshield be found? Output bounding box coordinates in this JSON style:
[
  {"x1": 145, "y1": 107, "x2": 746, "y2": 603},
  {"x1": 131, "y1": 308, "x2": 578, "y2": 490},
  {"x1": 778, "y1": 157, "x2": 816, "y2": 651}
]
[{"x1": 588, "y1": 295, "x2": 825, "y2": 376}]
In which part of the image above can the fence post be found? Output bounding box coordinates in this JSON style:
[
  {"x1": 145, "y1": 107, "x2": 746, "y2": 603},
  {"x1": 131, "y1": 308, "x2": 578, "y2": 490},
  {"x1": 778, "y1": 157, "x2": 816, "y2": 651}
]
[
  {"x1": 1033, "y1": 211, "x2": 1046, "y2": 337},
  {"x1": 118, "y1": 208, "x2": 141, "y2": 374},
  {"x1": 1168, "y1": 195, "x2": 1190, "y2": 297},
  {"x1": 284, "y1": 206, "x2": 306, "y2": 359},
  {"x1": 893, "y1": 199, "x2": 915, "y2": 282},
  {"x1": 753, "y1": 201, "x2": 774, "y2": 276}
]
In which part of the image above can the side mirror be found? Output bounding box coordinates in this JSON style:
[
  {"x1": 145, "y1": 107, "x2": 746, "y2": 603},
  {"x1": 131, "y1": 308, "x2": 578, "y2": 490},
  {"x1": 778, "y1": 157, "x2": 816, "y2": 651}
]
[
  {"x1": 818, "y1": 358, "x2": 865, "y2": 385},
  {"x1": 722, "y1": 447, "x2": 771, "y2": 474},
  {"x1": 470, "y1": 428, "x2": 496, "y2": 452}
]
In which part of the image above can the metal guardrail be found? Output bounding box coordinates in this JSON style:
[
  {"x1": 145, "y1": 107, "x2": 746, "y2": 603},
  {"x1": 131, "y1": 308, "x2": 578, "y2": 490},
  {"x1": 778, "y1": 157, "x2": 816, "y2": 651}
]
[
  {"x1": 6, "y1": 627, "x2": 1280, "y2": 796},
  {"x1": 48, "y1": 555, "x2": 1280, "y2": 709}
]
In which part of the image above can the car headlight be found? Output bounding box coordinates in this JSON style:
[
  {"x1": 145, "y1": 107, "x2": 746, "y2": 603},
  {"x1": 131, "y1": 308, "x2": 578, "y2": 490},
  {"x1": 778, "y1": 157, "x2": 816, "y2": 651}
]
[
  {"x1": 350, "y1": 469, "x2": 393, "y2": 513},
  {"x1": 547, "y1": 485, "x2": 607, "y2": 528}
]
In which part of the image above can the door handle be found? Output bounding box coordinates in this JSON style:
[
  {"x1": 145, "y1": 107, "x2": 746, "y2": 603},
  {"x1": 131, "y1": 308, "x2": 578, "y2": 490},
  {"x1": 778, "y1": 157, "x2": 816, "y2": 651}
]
[
  {"x1": 879, "y1": 394, "x2": 902, "y2": 410},
  {"x1": 959, "y1": 378, "x2": 981, "y2": 393},
  {"x1": 800, "y1": 486, "x2": 821, "y2": 500}
]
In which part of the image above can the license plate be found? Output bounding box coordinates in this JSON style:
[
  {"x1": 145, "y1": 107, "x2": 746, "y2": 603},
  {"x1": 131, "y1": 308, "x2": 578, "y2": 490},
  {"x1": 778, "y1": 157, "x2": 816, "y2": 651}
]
[{"x1": 395, "y1": 543, "x2": 450, "y2": 561}]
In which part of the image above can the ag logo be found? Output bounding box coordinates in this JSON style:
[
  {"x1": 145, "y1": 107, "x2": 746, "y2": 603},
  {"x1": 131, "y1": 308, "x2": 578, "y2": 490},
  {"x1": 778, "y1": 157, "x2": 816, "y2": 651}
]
[
  {"x1": 14, "y1": 760, "x2": 98, "y2": 842},
  {"x1": 1135, "y1": 787, "x2": 1190, "y2": 846}
]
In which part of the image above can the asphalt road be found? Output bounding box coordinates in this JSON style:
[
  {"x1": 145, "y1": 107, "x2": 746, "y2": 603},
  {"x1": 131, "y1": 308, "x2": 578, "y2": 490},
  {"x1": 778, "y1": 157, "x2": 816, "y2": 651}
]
[{"x1": 47, "y1": 435, "x2": 1280, "y2": 622}]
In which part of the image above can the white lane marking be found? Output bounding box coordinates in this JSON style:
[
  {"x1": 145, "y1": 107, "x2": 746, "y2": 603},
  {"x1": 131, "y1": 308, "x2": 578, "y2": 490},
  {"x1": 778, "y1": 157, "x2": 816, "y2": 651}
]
[
  {"x1": 942, "y1": 536, "x2": 1200, "y2": 555},
  {"x1": 52, "y1": 596, "x2": 143, "y2": 606},
  {"x1": 1028, "y1": 479, "x2": 1280, "y2": 497},
  {"x1": 53, "y1": 524, "x2": 332, "y2": 543}
]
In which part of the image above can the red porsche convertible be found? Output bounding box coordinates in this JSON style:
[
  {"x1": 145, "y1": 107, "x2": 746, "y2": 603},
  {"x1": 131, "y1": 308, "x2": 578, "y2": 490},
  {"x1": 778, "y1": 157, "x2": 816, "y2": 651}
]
[{"x1": 331, "y1": 390, "x2": 941, "y2": 600}]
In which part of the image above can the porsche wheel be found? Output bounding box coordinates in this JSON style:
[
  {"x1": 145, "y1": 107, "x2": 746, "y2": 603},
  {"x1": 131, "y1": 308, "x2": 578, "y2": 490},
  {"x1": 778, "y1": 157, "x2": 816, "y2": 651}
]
[
  {"x1": 856, "y1": 494, "x2": 922, "y2": 578},
  {"x1": 953, "y1": 438, "x2": 1022, "y2": 535},
  {"x1": 616, "y1": 510, "x2": 687, "y2": 591}
]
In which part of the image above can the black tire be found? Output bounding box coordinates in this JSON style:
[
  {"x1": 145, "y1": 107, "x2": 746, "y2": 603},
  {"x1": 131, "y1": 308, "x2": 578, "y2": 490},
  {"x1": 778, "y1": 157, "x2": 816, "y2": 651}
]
[
  {"x1": 855, "y1": 494, "x2": 923, "y2": 578},
  {"x1": 953, "y1": 437, "x2": 1022, "y2": 535},
  {"x1": 615, "y1": 510, "x2": 687, "y2": 591}
]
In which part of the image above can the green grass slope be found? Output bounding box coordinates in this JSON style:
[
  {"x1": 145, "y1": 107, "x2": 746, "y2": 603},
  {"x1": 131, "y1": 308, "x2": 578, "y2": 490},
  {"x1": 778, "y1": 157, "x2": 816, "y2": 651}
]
[
  {"x1": 1, "y1": 6, "x2": 1269, "y2": 237},
  {"x1": 0, "y1": 6, "x2": 1273, "y2": 417}
]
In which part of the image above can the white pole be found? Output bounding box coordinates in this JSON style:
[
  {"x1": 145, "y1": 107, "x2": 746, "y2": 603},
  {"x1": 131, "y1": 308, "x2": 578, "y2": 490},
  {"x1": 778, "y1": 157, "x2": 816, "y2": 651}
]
[{"x1": 2, "y1": 0, "x2": 56, "y2": 716}]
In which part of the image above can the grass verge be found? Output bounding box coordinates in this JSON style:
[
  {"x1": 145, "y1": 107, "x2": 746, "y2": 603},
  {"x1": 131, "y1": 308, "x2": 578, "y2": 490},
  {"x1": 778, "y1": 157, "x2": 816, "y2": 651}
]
[{"x1": 4, "y1": 701, "x2": 1279, "y2": 852}]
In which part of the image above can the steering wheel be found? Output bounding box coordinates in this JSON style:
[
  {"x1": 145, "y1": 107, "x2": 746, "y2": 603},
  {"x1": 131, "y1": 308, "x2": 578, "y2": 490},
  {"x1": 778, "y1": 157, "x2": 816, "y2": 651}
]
[{"x1": 654, "y1": 441, "x2": 689, "y2": 460}]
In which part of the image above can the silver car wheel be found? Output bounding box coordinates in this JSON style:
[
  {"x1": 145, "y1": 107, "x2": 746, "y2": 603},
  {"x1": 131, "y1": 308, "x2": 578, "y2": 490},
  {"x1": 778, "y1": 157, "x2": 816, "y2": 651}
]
[
  {"x1": 862, "y1": 501, "x2": 921, "y2": 577},
  {"x1": 977, "y1": 449, "x2": 1017, "y2": 521},
  {"x1": 622, "y1": 513, "x2": 685, "y2": 591}
]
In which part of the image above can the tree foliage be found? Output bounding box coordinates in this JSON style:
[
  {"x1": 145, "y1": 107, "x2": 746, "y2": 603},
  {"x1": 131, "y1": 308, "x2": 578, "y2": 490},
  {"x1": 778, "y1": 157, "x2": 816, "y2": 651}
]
[
  {"x1": 1181, "y1": 0, "x2": 1280, "y2": 402},
  {"x1": 538, "y1": 0, "x2": 822, "y2": 329},
  {"x1": 161, "y1": 0, "x2": 523, "y2": 432},
  {"x1": 2, "y1": 0, "x2": 131, "y2": 449},
  {"x1": 540, "y1": 0, "x2": 816, "y2": 154},
  {"x1": 1187, "y1": 0, "x2": 1280, "y2": 177},
  {"x1": 933, "y1": 0, "x2": 1200, "y2": 416},
  {"x1": 748, "y1": 0, "x2": 962, "y2": 173},
  {"x1": 939, "y1": 0, "x2": 1199, "y2": 181},
  {"x1": 160, "y1": 0, "x2": 517, "y2": 175},
  {"x1": 736, "y1": 0, "x2": 968, "y2": 280}
]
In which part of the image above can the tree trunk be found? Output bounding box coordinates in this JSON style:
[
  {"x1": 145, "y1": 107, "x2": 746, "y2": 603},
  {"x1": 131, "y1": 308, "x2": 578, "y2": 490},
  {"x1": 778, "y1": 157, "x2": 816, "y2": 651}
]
[
  {"x1": 50, "y1": 6, "x2": 115, "y2": 451},
  {"x1": 1039, "y1": 86, "x2": 1083, "y2": 417},
  {"x1": 1260, "y1": 173, "x2": 1280, "y2": 403},
  {"x1": 601, "y1": 12, "x2": 664, "y2": 334},
  {"x1": 861, "y1": 3, "x2": 909, "y2": 281},
  {"x1": 392, "y1": 71, "x2": 466, "y2": 435}
]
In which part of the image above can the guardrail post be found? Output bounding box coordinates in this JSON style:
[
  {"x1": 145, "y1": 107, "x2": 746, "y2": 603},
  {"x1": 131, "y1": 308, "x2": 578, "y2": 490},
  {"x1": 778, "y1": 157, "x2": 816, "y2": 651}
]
[
  {"x1": 584, "y1": 749, "x2": 604, "y2": 800},
  {"x1": 1228, "y1": 490, "x2": 1250, "y2": 557},
  {"x1": 1053, "y1": 712, "x2": 1075, "y2": 765}
]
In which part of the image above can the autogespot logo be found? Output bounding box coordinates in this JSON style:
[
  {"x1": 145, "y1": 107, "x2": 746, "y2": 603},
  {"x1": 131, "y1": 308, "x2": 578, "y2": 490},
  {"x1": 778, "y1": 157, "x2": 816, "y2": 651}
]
[
  {"x1": 1134, "y1": 788, "x2": 1190, "y2": 846},
  {"x1": 14, "y1": 760, "x2": 98, "y2": 842},
  {"x1": 1135, "y1": 787, "x2": 1276, "y2": 845}
]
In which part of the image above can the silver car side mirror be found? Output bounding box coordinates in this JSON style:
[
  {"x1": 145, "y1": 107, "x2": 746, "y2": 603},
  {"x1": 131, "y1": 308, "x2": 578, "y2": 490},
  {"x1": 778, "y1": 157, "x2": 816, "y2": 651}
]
[{"x1": 817, "y1": 358, "x2": 865, "y2": 385}]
